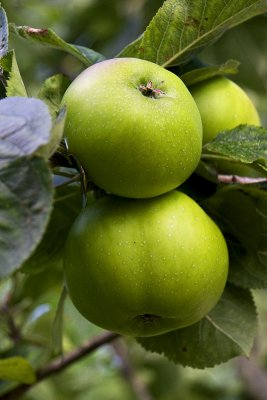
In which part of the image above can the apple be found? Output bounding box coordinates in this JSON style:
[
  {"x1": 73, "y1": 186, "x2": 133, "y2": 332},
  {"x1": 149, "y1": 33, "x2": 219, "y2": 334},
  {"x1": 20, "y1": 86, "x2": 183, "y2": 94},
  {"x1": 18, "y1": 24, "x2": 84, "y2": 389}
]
[
  {"x1": 190, "y1": 76, "x2": 261, "y2": 145},
  {"x1": 61, "y1": 58, "x2": 202, "y2": 199},
  {"x1": 63, "y1": 190, "x2": 229, "y2": 337},
  {"x1": 190, "y1": 76, "x2": 263, "y2": 177}
]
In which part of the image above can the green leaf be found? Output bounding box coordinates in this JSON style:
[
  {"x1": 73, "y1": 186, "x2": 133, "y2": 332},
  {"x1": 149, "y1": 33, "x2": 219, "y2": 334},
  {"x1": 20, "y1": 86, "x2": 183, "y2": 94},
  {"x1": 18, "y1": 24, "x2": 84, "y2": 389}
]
[
  {"x1": 37, "y1": 75, "x2": 68, "y2": 158},
  {"x1": 0, "y1": 356, "x2": 36, "y2": 384},
  {"x1": 39, "y1": 107, "x2": 66, "y2": 159},
  {"x1": 204, "y1": 125, "x2": 267, "y2": 170},
  {"x1": 38, "y1": 73, "x2": 70, "y2": 119},
  {"x1": 203, "y1": 186, "x2": 267, "y2": 288},
  {"x1": 118, "y1": 0, "x2": 267, "y2": 67},
  {"x1": 0, "y1": 97, "x2": 54, "y2": 276},
  {"x1": 52, "y1": 285, "x2": 68, "y2": 356},
  {"x1": 0, "y1": 97, "x2": 52, "y2": 165},
  {"x1": 0, "y1": 6, "x2": 8, "y2": 57},
  {"x1": 9, "y1": 24, "x2": 105, "y2": 67},
  {"x1": 0, "y1": 156, "x2": 53, "y2": 279},
  {"x1": 22, "y1": 182, "x2": 82, "y2": 274},
  {"x1": 0, "y1": 50, "x2": 27, "y2": 97},
  {"x1": 194, "y1": 160, "x2": 218, "y2": 184},
  {"x1": 180, "y1": 59, "x2": 240, "y2": 86},
  {"x1": 138, "y1": 285, "x2": 257, "y2": 368}
]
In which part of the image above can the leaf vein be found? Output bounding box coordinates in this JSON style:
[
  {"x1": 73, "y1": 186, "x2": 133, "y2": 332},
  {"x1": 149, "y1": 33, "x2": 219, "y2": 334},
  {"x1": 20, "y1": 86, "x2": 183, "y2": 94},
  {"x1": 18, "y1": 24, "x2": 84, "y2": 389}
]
[
  {"x1": 162, "y1": 0, "x2": 267, "y2": 67},
  {"x1": 205, "y1": 315, "x2": 246, "y2": 352}
]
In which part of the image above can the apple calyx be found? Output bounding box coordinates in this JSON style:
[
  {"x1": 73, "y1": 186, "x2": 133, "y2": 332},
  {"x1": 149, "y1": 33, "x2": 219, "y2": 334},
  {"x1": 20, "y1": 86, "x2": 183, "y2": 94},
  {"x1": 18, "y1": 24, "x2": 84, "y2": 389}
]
[
  {"x1": 139, "y1": 81, "x2": 165, "y2": 98},
  {"x1": 136, "y1": 314, "x2": 161, "y2": 323}
]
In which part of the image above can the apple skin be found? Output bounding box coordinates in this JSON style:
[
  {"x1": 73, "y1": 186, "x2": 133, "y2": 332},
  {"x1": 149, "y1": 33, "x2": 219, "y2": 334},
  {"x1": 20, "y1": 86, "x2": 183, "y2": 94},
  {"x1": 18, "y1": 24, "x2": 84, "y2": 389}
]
[
  {"x1": 63, "y1": 190, "x2": 229, "y2": 337},
  {"x1": 62, "y1": 58, "x2": 202, "y2": 199},
  {"x1": 190, "y1": 76, "x2": 260, "y2": 145}
]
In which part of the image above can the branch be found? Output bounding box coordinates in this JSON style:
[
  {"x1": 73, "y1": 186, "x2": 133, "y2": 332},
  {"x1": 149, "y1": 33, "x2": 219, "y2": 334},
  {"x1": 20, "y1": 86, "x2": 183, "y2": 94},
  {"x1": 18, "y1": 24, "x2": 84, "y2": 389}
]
[
  {"x1": 236, "y1": 356, "x2": 267, "y2": 400},
  {"x1": 218, "y1": 174, "x2": 267, "y2": 184},
  {"x1": 0, "y1": 277, "x2": 22, "y2": 345},
  {"x1": 112, "y1": 341, "x2": 154, "y2": 400},
  {"x1": 0, "y1": 331, "x2": 120, "y2": 400}
]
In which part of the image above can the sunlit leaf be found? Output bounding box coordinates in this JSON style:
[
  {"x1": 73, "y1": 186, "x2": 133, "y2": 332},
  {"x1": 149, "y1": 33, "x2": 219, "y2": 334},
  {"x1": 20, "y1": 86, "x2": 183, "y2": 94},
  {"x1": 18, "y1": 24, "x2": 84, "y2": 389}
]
[
  {"x1": 0, "y1": 50, "x2": 27, "y2": 97},
  {"x1": 0, "y1": 356, "x2": 36, "y2": 384},
  {"x1": 204, "y1": 125, "x2": 267, "y2": 171},
  {"x1": 118, "y1": 0, "x2": 267, "y2": 67}
]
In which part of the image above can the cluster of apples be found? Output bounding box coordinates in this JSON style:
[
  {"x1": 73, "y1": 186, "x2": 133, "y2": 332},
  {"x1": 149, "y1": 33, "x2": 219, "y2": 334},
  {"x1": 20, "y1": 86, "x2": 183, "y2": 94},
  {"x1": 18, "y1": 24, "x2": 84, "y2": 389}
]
[{"x1": 61, "y1": 57, "x2": 259, "y2": 337}]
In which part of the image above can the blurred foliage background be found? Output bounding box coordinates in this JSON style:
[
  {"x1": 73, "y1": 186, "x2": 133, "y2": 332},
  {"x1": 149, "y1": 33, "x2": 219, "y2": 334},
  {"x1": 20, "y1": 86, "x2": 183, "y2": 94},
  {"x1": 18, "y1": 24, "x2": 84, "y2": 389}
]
[
  {"x1": 3, "y1": 0, "x2": 267, "y2": 128},
  {"x1": 1, "y1": 1, "x2": 267, "y2": 399}
]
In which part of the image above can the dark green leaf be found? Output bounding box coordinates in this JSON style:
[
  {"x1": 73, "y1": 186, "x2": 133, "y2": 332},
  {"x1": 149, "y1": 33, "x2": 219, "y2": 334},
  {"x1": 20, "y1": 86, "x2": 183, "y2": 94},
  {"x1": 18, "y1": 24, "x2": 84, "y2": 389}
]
[
  {"x1": 74, "y1": 44, "x2": 106, "y2": 65},
  {"x1": 203, "y1": 185, "x2": 267, "y2": 288},
  {"x1": 138, "y1": 285, "x2": 257, "y2": 368},
  {"x1": 0, "y1": 97, "x2": 52, "y2": 166},
  {"x1": 22, "y1": 182, "x2": 82, "y2": 274},
  {"x1": 180, "y1": 59, "x2": 240, "y2": 86},
  {"x1": 194, "y1": 160, "x2": 218, "y2": 183},
  {"x1": 204, "y1": 125, "x2": 267, "y2": 170},
  {"x1": 118, "y1": 0, "x2": 267, "y2": 67},
  {"x1": 9, "y1": 24, "x2": 105, "y2": 67},
  {"x1": 0, "y1": 6, "x2": 8, "y2": 57},
  {"x1": 0, "y1": 156, "x2": 53, "y2": 279},
  {"x1": 0, "y1": 50, "x2": 27, "y2": 97}
]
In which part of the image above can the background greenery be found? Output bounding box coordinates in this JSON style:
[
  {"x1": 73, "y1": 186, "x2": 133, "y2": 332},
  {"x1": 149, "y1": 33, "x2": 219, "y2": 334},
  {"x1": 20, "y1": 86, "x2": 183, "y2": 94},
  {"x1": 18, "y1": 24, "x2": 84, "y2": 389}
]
[
  {"x1": 4, "y1": 0, "x2": 266, "y2": 127},
  {"x1": 1, "y1": 1, "x2": 267, "y2": 399}
]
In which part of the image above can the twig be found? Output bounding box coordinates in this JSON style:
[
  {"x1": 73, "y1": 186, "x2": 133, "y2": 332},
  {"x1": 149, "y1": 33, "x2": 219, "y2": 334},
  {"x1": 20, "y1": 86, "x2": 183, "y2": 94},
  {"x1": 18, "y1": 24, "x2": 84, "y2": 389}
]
[
  {"x1": 218, "y1": 174, "x2": 267, "y2": 184},
  {"x1": 0, "y1": 303, "x2": 22, "y2": 344},
  {"x1": 0, "y1": 278, "x2": 22, "y2": 344},
  {"x1": 0, "y1": 67, "x2": 7, "y2": 88},
  {"x1": 236, "y1": 356, "x2": 267, "y2": 400},
  {"x1": 0, "y1": 331, "x2": 120, "y2": 400},
  {"x1": 112, "y1": 341, "x2": 154, "y2": 400}
]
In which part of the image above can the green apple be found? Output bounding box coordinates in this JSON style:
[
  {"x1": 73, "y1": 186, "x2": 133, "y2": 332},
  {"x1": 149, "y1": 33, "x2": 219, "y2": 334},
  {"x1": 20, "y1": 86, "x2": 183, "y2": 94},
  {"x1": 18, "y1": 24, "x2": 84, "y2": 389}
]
[
  {"x1": 190, "y1": 76, "x2": 263, "y2": 177},
  {"x1": 190, "y1": 76, "x2": 261, "y2": 145},
  {"x1": 63, "y1": 190, "x2": 228, "y2": 337},
  {"x1": 61, "y1": 58, "x2": 202, "y2": 199}
]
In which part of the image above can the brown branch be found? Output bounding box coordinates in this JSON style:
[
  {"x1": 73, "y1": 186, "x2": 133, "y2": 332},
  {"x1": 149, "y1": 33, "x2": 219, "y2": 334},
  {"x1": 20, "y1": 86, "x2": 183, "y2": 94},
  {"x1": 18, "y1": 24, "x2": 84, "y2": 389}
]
[
  {"x1": 218, "y1": 174, "x2": 267, "y2": 184},
  {"x1": 0, "y1": 331, "x2": 120, "y2": 400},
  {"x1": 0, "y1": 279, "x2": 22, "y2": 345},
  {"x1": 112, "y1": 341, "x2": 154, "y2": 400},
  {"x1": 0, "y1": 303, "x2": 22, "y2": 344},
  {"x1": 236, "y1": 356, "x2": 267, "y2": 400}
]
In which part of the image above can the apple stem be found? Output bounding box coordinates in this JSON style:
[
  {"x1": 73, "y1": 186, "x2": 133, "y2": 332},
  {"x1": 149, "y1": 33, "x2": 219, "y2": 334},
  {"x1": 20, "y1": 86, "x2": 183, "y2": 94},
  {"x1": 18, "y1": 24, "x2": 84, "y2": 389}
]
[{"x1": 139, "y1": 81, "x2": 165, "y2": 98}]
